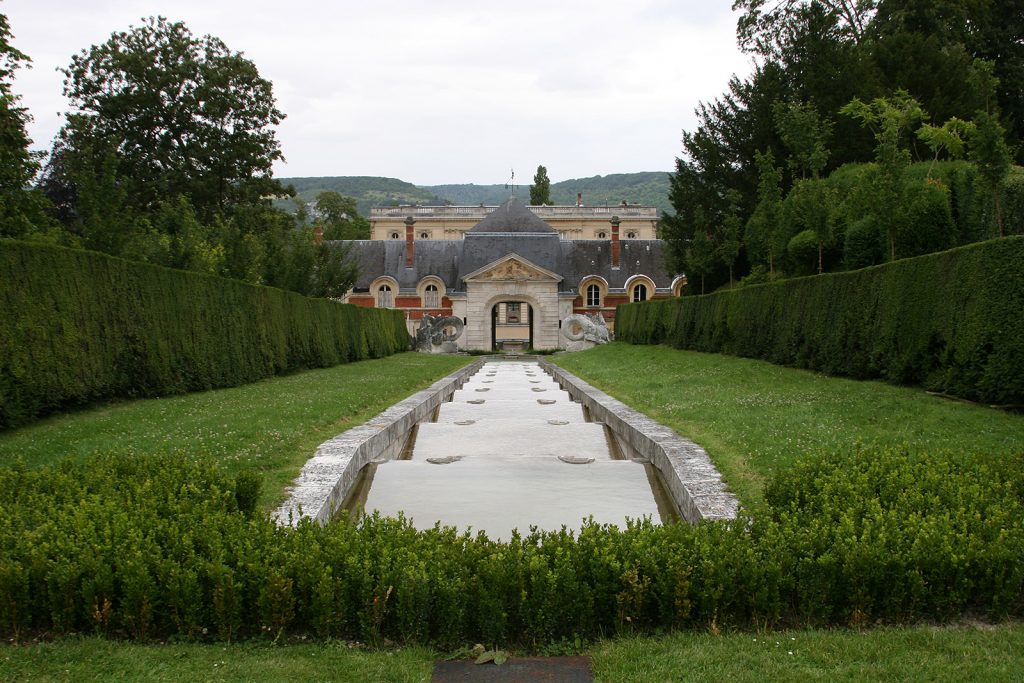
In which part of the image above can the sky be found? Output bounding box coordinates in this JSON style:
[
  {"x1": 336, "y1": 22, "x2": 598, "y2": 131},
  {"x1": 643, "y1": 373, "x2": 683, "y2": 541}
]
[{"x1": 3, "y1": 0, "x2": 752, "y2": 186}]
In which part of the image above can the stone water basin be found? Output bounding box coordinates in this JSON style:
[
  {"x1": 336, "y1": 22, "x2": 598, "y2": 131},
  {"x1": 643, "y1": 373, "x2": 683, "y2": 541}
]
[{"x1": 353, "y1": 360, "x2": 676, "y2": 539}]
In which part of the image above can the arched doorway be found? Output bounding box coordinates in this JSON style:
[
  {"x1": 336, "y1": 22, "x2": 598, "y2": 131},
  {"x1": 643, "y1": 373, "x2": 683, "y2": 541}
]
[{"x1": 490, "y1": 301, "x2": 533, "y2": 351}]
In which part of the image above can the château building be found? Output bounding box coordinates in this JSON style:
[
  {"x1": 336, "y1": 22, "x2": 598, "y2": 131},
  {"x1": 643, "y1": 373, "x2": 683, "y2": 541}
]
[{"x1": 340, "y1": 196, "x2": 683, "y2": 351}]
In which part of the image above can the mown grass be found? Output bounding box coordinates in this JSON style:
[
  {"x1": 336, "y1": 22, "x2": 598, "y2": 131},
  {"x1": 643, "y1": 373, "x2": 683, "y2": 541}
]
[
  {"x1": 553, "y1": 343, "x2": 1024, "y2": 506},
  {"x1": 0, "y1": 352, "x2": 470, "y2": 509},
  {"x1": 0, "y1": 637, "x2": 435, "y2": 683},
  {"x1": 590, "y1": 622, "x2": 1024, "y2": 682},
  {"x1": 3, "y1": 623, "x2": 1023, "y2": 682}
]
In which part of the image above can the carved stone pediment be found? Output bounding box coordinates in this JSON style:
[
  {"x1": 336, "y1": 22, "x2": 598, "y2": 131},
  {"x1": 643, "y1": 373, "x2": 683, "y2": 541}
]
[{"x1": 465, "y1": 254, "x2": 561, "y2": 283}]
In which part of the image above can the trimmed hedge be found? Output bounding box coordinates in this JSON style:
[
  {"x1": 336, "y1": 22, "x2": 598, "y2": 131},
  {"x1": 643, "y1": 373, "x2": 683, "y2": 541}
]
[
  {"x1": 617, "y1": 236, "x2": 1024, "y2": 405},
  {"x1": 0, "y1": 447, "x2": 1020, "y2": 643},
  {"x1": 0, "y1": 241, "x2": 409, "y2": 429}
]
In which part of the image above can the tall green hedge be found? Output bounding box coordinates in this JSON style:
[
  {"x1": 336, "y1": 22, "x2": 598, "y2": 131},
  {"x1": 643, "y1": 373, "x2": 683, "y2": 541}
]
[
  {"x1": 0, "y1": 241, "x2": 409, "y2": 429},
  {"x1": 617, "y1": 236, "x2": 1024, "y2": 405}
]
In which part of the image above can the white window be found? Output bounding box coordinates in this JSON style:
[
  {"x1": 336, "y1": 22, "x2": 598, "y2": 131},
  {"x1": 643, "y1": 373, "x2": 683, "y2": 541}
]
[
  {"x1": 506, "y1": 302, "x2": 521, "y2": 323},
  {"x1": 586, "y1": 283, "x2": 601, "y2": 307},
  {"x1": 424, "y1": 284, "x2": 439, "y2": 308},
  {"x1": 377, "y1": 285, "x2": 393, "y2": 308},
  {"x1": 632, "y1": 283, "x2": 647, "y2": 302}
]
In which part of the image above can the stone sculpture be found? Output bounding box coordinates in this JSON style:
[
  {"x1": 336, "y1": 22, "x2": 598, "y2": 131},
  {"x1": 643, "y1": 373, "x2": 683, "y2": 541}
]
[
  {"x1": 414, "y1": 314, "x2": 465, "y2": 353},
  {"x1": 562, "y1": 313, "x2": 611, "y2": 352}
]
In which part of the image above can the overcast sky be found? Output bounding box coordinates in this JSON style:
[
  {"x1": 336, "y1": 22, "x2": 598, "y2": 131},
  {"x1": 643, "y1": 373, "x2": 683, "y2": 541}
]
[{"x1": 4, "y1": 0, "x2": 751, "y2": 185}]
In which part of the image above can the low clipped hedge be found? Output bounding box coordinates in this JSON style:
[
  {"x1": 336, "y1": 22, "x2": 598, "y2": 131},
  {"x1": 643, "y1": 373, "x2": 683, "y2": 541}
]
[
  {"x1": 0, "y1": 241, "x2": 408, "y2": 429},
  {"x1": 0, "y1": 447, "x2": 1020, "y2": 643},
  {"x1": 617, "y1": 237, "x2": 1024, "y2": 405}
]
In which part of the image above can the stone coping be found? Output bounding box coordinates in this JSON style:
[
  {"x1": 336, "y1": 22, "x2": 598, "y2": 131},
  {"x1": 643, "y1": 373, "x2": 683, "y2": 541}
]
[
  {"x1": 273, "y1": 358, "x2": 486, "y2": 526},
  {"x1": 539, "y1": 360, "x2": 739, "y2": 523}
]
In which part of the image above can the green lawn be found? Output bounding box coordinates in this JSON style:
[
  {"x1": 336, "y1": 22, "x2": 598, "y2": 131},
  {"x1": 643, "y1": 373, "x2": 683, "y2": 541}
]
[
  {"x1": 590, "y1": 623, "x2": 1024, "y2": 682},
  {"x1": 553, "y1": 343, "x2": 1024, "y2": 506},
  {"x1": 3, "y1": 623, "x2": 1023, "y2": 682},
  {"x1": 0, "y1": 352, "x2": 470, "y2": 508}
]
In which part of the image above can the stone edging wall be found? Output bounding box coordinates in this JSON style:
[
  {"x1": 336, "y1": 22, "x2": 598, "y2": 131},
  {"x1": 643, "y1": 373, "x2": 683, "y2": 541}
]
[
  {"x1": 274, "y1": 358, "x2": 486, "y2": 526},
  {"x1": 539, "y1": 360, "x2": 739, "y2": 523}
]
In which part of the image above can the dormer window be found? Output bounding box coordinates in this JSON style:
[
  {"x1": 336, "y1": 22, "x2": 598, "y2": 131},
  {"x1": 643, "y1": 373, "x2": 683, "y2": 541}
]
[{"x1": 377, "y1": 284, "x2": 393, "y2": 308}]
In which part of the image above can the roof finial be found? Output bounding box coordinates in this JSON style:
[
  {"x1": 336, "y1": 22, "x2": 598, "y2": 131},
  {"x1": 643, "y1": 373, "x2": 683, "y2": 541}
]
[{"x1": 504, "y1": 168, "x2": 516, "y2": 199}]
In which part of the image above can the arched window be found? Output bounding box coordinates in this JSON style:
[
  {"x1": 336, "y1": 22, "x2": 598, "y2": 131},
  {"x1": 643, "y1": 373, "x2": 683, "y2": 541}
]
[
  {"x1": 597, "y1": 231, "x2": 607, "y2": 239},
  {"x1": 586, "y1": 283, "x2": 601, "y2": 307},
  {"x1": 424, "y1": 283, "x2": 439, "y2": 308},
  {"x1": 420, "y1": 232, "x2": 429, "y2": 239},
  {"x1": 632, "y1": 283, "x2": 647, "y2": 302},
  {"x1": 390, "y1": 232, "x2": 400, "y2": 239},
  {"x1": 377, "y1": 284, "x2": 393, "y2": 308},
  {"x1": 626, "y1": 231, "x2": 637, "y2": 239}
]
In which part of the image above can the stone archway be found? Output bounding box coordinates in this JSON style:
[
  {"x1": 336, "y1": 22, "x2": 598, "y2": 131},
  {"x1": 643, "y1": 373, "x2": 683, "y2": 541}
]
[{"x1": 490, "y1": 300, "x2": 534, "y2": 351}]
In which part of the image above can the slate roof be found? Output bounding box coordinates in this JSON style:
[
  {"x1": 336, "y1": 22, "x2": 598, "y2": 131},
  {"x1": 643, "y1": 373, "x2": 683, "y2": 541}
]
[
  {"x1": 457, "y1": 233, "x2": 565, "y2": 286},
  {"x1": 466, "y1": 196, "x2": 557, "y2": 234},
  {"x1": 340, "y1": 240, "x2": 463, "y2": 291}
]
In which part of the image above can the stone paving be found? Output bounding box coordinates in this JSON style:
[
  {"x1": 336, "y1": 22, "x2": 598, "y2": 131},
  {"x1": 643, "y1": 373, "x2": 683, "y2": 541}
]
[{"x1": 363, "y1": 360, "x2": 665, "y2": 539}]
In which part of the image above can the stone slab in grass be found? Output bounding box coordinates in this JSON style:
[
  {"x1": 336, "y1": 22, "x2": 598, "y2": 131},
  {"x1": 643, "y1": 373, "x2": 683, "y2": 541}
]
[{"x1": 432, "y1": 656, "x2": 592, "y2": 682}]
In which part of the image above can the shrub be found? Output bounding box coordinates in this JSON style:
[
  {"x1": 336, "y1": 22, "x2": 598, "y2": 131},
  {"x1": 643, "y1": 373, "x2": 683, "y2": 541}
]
[
  {"x1": 0, "y1": 448, "x2": 1020, "y2": 643},
  {"x1": 617, "y1": 237, "x2": 1024, "y2": 405},
  {"x1": 0, "y1": 241, "x2": 409, "y2": 429}
]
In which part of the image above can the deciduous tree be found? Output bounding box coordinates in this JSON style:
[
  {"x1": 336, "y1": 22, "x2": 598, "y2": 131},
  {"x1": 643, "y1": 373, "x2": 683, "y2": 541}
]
[
  {"x1": 0, "y1": 12, "x2": 50, "y2": 238},
  {"x1": 57, "y1": 16, "x2": 286, "y2": 222}
]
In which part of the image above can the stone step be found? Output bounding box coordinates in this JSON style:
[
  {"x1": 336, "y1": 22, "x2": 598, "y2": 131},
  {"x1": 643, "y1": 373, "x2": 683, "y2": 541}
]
[
  {"x1": 415, "y1": 421, "x2": 610, "y2": 459},
  {"x1": 364, "y1": 458, "x2": 661, "y2": 540},
  {"x1": 436, "y1": 399, "x2": 585, "y2": 423},
  {"x1": 451, "y1": 386, "x2": 567, "y2": 402}
]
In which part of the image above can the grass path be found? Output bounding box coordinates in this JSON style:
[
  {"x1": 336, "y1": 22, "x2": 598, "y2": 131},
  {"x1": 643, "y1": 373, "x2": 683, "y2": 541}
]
[
  {"x1": 553, "y1": 344, "x2": 1024, "y2": 506},
  {"x1": 0, "y1": 352, "x2": 471, "y2": 508}
]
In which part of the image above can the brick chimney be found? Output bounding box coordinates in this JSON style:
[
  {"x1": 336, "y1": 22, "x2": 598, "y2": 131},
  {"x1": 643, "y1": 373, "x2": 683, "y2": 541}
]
[
  {"x1": 576, "y1": 192, "x2": 583, "y2": 207},
  {"x1": 404, "y1": 216, "x2": 415, "y2": 267},
  {"x1": 610, "y1": 216, "x2": 621, "y2": 268}
]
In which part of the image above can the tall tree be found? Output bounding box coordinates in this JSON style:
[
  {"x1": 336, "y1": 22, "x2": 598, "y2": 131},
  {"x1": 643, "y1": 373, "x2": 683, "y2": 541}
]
[
  {"x1": 841, "y1": 90, "x2": 926, "y2": 260},
  {"x1": 969, "y1": 110, "x2": 1012, "y2": 236},
  {"x1": 56, "y1": 16, "x2": 286, "y2": 222},
  {"x1": 0, "y1": 12, "x2": 50, "y2": 238},
  {"x1": 529, "y1": 165, "x2": 551, "y2": 205},
  {"x1": 733, "y1": 0, "x2": 876, "y2": 59},
  {"x1": 773, "y1": 100, "x2": 833, "y2": 178},
  {"x1": 314, "y1": 191, "x2": 370, "y2": 240}
]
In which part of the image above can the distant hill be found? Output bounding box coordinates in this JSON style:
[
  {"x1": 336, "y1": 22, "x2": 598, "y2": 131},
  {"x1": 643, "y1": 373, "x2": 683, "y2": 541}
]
[
  {"x1": 277, "y1": 172, "x2": 673, "y2": 217},
  {"x1": 279, "y1": 176, "x2": 446, "y2": 217},
  {"x1": 424, "y1": 172, "x2": 672, "y2": 214}
]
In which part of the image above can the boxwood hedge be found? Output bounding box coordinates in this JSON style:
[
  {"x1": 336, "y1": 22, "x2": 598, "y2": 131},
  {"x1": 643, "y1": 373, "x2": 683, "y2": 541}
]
[
  {"x1": 616, "y1": 237, "x2": 1024, "y2": 405},
  {"x1": 0, "y1": 241, "x2": 409, "y2": 429},
  {"x1": 0, "y1": 447, "x2": 1019, "y2": 644}
]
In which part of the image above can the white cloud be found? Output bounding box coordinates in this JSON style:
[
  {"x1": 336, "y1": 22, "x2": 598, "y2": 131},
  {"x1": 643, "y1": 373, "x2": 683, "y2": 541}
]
[{"x1": 4, "y1": 0, "x2": 751, "y2": 184}]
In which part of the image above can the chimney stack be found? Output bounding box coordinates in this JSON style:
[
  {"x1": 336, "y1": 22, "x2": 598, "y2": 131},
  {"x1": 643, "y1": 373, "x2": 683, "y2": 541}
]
[
  {"x1": 610, "y1": 216, "x2": 621, "y2": 268},
  {"x1": 404, "y1": 216, "x2": 415, "y2": 267},
  {"x1": 576, "y1": 192, "x2": 583, "y2": 207},
  {"x1": 313, "y1": 223, "x2": 324, "y2": 245}
]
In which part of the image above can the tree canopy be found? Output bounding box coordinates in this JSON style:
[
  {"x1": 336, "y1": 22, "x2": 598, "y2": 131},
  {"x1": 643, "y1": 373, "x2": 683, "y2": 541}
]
[
  {"x1": 56, "y1": 16, "x2": 286, "y2": 222},
  {"x1": 667, "y1": 0, "x2": 1022, "y2": 292},
  {"x1": 0, "y1": 12, "x2": 50, "y2": 238}
]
